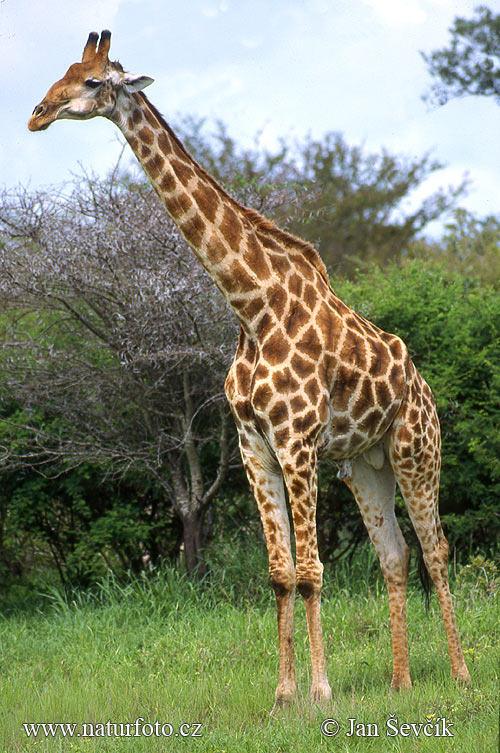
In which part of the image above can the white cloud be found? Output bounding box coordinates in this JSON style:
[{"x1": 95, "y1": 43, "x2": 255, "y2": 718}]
[
  {"x1": 240, "y1": 37, "x2": 263, "y2": 49},
  {"x1": 426, "y1": 0, "x2": 454, "y2": 7},
  {"x1": 362, "y1": 0, "x2": 427, "y2": 26},
  {"x1": 201, "y1": 1, "x2": 229, "y2": 18},
  {"x1": 305, "y1": 0, "x2": 330, "y2": 12},
  {"x1": 158, "y1": 64, "x2": 244, "y2": 114}
]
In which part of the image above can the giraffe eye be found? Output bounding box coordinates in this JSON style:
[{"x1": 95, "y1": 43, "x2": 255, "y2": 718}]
[{"x1": 85, "y1": 78, "x2": 102, "y2": 89}]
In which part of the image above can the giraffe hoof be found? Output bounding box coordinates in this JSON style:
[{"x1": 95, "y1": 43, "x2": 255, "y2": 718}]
[
  {"x1": 391, "y1": 675, "x2": 412, "y2": 691},
  {"x1": 270, "y1": 696, "x2": 293, "y2": 717},
  {"x1": 453, "y1": 666, "x2": 471, "y2": 685},
  {"x1": 311, "y1": 680, "x2": 332, "y2": 706},
  {"x1": 270, "y1": 685, "x2": 296, "y2": 717}
]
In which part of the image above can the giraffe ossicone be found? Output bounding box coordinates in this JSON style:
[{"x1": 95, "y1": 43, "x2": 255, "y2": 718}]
[{"x1": 29, "y1": 30, "x2": 471, "y2": 709}]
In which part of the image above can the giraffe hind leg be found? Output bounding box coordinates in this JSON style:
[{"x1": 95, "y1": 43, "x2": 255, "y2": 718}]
[
  {"x1": 344, "y1": 452, "x2": 412, "y2": 690},
  {"x1": 389, "y1": 394, "x2": 471, "y2": 685}
]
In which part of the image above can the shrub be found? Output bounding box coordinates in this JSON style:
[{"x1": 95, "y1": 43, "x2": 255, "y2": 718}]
[{"x1": 333, "y1": 261, "x2": 500, "y2": 556}]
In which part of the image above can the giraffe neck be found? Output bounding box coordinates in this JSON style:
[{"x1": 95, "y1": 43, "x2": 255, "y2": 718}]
[{"x1": 111, "y1": 91, "x2": 329, "y2": 338}]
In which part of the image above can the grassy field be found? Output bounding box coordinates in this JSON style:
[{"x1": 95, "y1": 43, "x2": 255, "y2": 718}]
[{"x1": 0, "y1": 544, "x2": 498, "y2": 753}]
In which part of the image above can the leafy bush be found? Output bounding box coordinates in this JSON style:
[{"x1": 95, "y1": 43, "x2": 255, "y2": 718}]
[
  {"x1": 456, "y1": 554, "x2": 499, "y2": 597},
  {"x1": 334, "y1": 260, "x2": 500, "y2": 556}
]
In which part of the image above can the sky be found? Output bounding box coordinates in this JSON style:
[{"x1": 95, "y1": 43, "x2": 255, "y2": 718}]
[{"x1": 2, "y1": 0, "x2": 500, "y2": 237}]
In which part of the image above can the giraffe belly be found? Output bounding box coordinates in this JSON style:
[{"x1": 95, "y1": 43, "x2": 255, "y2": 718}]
[
  {"x1": 317, "y1": 420, "x2": 371, "y2": 460},
  {"x1": 317, "y1": 397, "x2": 402, "y2": 462}
]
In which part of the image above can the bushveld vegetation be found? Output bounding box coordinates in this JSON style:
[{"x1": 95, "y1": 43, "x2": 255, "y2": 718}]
[{"x1": 0, "y1": 123, "x2": 499, "y2": 585}]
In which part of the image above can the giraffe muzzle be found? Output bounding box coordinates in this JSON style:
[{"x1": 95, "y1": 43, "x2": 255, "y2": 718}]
[{"x1": 28, "y1": 103, "x2": 50, "y2": 131}]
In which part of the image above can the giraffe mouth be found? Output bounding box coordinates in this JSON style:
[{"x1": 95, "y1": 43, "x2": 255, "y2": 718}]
[
  {"x1": 28, "y1": 116, "x2": 52, "y2": 132},
  {"x1": 29, "y1": 119, "x2": 51, "y2": 132},
  {"x1": 28, "y1": 98, "x2": 96, "y2": 131}
]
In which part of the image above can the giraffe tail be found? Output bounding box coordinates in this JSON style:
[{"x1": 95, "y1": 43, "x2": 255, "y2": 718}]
[{"x1": 416, "y1": 538, "x2": 432, "y2": 612}]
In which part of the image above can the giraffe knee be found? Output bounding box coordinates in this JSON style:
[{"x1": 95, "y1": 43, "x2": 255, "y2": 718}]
[
  {"x1": 270, "y1": 568, "x2": 295, "y2": 597},
  {"x1": 296, "y1": 564, "x2": 323, "y2": 600},
  {"x1": 380, "y1": 542, "x2": 410, "y2": 584},
  {"x1": 423, "y1": 538, "x2": 450, "y2": 582},
  {"x1": 297, "y1": 580, "x2": 318, "y2": 600}
]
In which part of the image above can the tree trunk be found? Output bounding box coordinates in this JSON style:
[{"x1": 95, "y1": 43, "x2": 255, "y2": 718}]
[{"x1": 180, "y1": 507, "x2": 206, "y2": 577}]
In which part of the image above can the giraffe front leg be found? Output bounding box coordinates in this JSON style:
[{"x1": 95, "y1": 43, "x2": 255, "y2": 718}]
[
  {"x1": 270, "y1": 572, "x2": 296, "y2": 712},
  {"x1": 280, "y1": 444, "x2": 332, "y2": 706},
  {"x1": 297, "y1": 564, "x2": 331, "y2": 704},
  {"x1": 239, "y1": 435, "x2": 297, "y2": 711}
]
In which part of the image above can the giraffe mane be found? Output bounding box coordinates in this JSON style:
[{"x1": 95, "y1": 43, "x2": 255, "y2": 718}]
[{"x1": 137, "y1": 93, "x2": 330, "y2": 285}]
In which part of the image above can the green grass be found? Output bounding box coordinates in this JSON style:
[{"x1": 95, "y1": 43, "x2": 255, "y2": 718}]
[{"x1": 0, "y1": 546, "x2": 498, "y2": 752}]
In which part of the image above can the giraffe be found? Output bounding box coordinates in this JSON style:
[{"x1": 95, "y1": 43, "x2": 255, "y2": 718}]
[{"x1": 29, "y1": 31, "x2": 470, "y2": 709}]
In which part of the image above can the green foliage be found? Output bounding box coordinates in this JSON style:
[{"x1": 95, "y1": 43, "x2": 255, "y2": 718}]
[
  {"x1": 456, "y1": 554, "x2": 499, "y2": 597},
  {"x1": 5, "y1": 259, "x2": 496, "y2": 585},
  {"x1": 0, "y1": 400, "x2": 180, "y2": 588},
  {"x1": 0, "y1": 172, "x2": 238, "y2": 576},
  {"x1": 0, "y1": 461, "x2": 177, "y2": 589},
  {"x1": 422, "y1": 5, "x2": 500, "y2": 105},
  {"x1": 0, "y1": 121, "x2": 494, "y2": 589},
  {"x1": 335, "y1": 261, "x2": 500, "y2": 555},
  {"x1": 287, "y1": 134, "x2": 463, "y2": 273}
]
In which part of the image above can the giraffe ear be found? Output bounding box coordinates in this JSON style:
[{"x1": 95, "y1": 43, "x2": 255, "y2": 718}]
[{"x1": 122, "y1": 75, "x2": 154, "y2": 93}]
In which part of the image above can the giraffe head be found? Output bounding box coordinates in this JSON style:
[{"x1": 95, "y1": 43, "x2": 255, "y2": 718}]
[{"x1": 29, "y1": 30, "x2": 153, "y2": 132}]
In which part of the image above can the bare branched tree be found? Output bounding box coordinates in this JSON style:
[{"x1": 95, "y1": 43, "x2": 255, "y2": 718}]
[{"x1": 0, "y1": 171, "x2": 239, "y2": 572}]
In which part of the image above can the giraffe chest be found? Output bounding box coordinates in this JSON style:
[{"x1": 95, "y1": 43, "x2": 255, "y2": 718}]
[
  {"x1": 225, "y1": 303, "x2": 410, "y2": 462},
  {"x1": 227, "y1": 353, "x2": 398, "y2": 463}
]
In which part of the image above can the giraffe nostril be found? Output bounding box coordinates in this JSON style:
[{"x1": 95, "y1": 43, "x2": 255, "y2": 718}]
[{"x1": 33, "y1": 104, "x2": 46, "y2": 118}]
